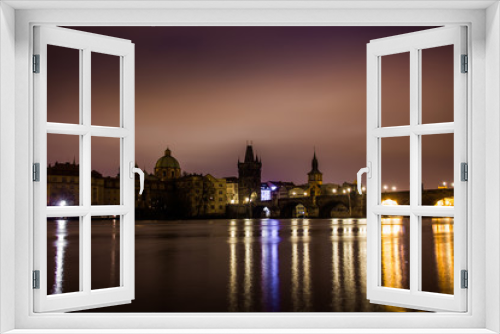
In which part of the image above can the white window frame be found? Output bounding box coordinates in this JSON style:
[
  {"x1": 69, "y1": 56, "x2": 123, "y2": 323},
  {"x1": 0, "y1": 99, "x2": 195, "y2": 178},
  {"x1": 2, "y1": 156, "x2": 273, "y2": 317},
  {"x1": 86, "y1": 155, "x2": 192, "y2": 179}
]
[
  {"x1": 33, "y1": 26, "x2": 136, "y2": 313},
  {"x1": 0, "y1": 1, "x2": 499, "y2": 333},
  {"x1": 366, "y1": 26, "x2": 468, "y2": 312}
]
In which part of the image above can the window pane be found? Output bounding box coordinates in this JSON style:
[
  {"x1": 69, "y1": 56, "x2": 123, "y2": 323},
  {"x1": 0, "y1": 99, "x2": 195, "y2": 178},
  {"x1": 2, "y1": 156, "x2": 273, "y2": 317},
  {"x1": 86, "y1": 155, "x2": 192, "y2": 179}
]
[
  {"x1": 92, "y1": 52, "x2": 120, "y2": 127},
  {"x1": 421, "y1": 217, "x2": 454, "y2": 294},
  {"x1": 47, "y1": 134, "x2": 80, "y2": 206},
  {"x1": 381, "y1": 137, "x2": 410, "y2": 205},
  {"x1": 47, "y1": 45, "x2": 80, "y2": 124},
  {"x1": 47, "y1": 217, "x2": 80, "y2": 295},
  {"x1": 421, "y1": 45, "x2": 454, "y2": 124},
  {"x1": 381, "y1": 52, "x2": 410, "y2": 127},
  {"x1": 91, "y1": 216, "x2": 121, "y2": 290},
  {"x1": 381, "y1": 216, "x2": 410, "y2": 290},
  {"x1": 91, "y1": 137, "x2": 121, "y2": 205},
  {"x1": 421, "y1": 133, "x2": 454, "y2": 206}
]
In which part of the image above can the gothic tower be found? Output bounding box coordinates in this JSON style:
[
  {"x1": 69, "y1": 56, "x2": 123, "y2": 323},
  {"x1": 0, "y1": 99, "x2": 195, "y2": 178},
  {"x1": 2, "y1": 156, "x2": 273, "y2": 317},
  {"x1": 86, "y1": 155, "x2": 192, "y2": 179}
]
[
  {"x1": 238, "y1": 144, "x2": 262, "y2": 204},
  {"x1": 308, "y1": 151, "x2": 323, "y2": 197}
]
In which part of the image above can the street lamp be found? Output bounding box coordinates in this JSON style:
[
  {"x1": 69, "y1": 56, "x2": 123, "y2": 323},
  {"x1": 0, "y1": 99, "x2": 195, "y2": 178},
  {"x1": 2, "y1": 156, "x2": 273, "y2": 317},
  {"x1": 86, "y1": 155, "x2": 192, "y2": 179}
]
[
  {"x1": 383, "y1": 185, "x2": 388, "y2": 192},
  {"x1": 392, "y1": 186, "x2": 397, "y2": 191},
  {"x1": 332, "y1": 189, "x2": 337, "y2": 194},
  {"x1": 362, "y1": 186, "x2": 366, "y2": 192},
  {"x1": 443, "y1": 181, "x2": 447, "y2": 187}
]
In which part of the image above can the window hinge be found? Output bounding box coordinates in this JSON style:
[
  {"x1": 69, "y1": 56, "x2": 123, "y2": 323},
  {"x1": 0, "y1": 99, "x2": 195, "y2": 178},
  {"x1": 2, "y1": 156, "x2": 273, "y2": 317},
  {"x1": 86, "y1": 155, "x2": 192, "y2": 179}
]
[
  {"x1": 461, "y1": 162, "x2": 468, "y2": 181},
  {"x1": 33, "y1": 54, "x2": 40, "y2": 73},
  {"x1": 33, "y1": 163, "x2": 40, "y2": 182},
  {"x1": 461, "y1": 270, "x2": 468, "y2": 289},
  {"x1": 461, "y1": 54, "x2": 468, "y2": 73},
  {"x1": 33, "y1": 270, "x2": 40, "y2": 289}
]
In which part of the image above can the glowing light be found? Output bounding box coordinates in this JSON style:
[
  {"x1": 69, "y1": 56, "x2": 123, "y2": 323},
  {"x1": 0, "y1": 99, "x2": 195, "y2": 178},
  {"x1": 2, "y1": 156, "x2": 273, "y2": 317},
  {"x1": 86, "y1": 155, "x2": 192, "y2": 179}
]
[
  {"x1": 442, "y1": 182, "x2": 447, "y2": 187},
  {"x1": 303, "y1": 192, "x2": 307, "y2": 196},
  {"x1": 59, "y1": 200, "x2": 66, "y2": 206},
  {"x1": 332, "y1": 189, "x2": 337, "y2": 193},
  {"x1": 435, "y1": 197, "x2": 454, "y2": 206},
  {"x1": 343, "y1": 190, "x2": 346, "y2": 194},
  {"x1": 392, "y1": 186, "x2": 397, "y2": 191},
  {"x1": 271, "y1": 186, "x2": 277, "y2": 191},
  {"x1": 230, "y1": 199, "x2": 235, "y2": 204},
  {"x1": 245, "y1": 197, "x2": 249, "y2": 203},
  {"x1": 382, "y1": 199, "x2": 398, "y2": 206},
  {"x1": 362, "y1": 187, "x2": 366, "y2": 192},
  {"x1": 347, "y1": 188, "x2": 351, "y2": 192},
  {"x1": 292, "y1": 192, "x2": 296, "y2": 195},
  {"x1": 383, "y1": 185, "x2": 388, "y2": 190},
  {"x1": 451, "y1": 183, "x2": 454, "y2": 187}
]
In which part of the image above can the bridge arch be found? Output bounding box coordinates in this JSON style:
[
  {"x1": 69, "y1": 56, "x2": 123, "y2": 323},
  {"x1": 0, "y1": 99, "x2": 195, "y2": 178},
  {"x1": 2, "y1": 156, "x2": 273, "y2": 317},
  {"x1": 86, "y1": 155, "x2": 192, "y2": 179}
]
[
  {"x1": 319, "y1": 201, "x2": 350, "y2": 218},
  {"x1": 281, "y1": 201, "x2": 308, "y2": 218},
  {"x1": 253, "y1": 205, "x2": 273, "y2": 218}
]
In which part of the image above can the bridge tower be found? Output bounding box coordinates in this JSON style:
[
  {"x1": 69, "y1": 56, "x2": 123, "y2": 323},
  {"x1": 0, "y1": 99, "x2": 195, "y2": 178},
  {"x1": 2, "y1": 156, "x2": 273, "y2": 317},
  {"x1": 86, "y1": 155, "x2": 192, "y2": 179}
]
[
  {"x1": 307, "y1": 150, "x2": 323, "y2": 197},
  {"x1": 238, "y1": 144, "x2": 262, "y2": 204}
]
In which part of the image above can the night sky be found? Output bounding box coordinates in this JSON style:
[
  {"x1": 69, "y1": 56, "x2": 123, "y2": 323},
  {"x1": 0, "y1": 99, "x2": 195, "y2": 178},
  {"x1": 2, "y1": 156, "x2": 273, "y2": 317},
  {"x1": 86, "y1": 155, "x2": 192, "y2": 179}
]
[{"x1": 47, "y1": 26, "x2": 454, "y2": 189}]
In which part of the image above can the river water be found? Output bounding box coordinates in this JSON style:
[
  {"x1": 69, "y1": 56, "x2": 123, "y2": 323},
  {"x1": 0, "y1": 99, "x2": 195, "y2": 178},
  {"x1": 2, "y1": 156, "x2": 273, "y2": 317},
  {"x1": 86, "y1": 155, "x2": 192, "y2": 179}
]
[{"x1": 47, "y1": 217, "x2": 454, "y2": 312}]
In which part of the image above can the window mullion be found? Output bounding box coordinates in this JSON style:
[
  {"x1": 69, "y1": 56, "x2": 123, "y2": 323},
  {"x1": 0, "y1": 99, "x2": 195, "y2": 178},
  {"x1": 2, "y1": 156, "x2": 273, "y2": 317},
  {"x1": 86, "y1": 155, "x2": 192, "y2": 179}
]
[
  {"x1": 82, "y1": 48, "x2": 92, "y2": 294},
  {"x1": 409, "y1": 48, "x2": 420, "y2": 294}
]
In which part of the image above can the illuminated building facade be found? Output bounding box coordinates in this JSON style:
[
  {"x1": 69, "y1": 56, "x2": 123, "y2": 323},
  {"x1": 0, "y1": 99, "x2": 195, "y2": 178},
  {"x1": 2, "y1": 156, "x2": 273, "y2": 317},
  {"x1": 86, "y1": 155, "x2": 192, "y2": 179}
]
[{"x1": 176, "y1": 174, "x2": 227, "y2": 217}]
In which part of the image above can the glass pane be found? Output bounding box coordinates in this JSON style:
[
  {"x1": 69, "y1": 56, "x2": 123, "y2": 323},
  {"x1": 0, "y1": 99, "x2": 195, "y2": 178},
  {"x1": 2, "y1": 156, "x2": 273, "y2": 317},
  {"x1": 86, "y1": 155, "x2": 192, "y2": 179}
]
[
  {"x1": 421, "y1": 217, "x2": 454, "y2": 294},
  {"x1": 47, "y1": 217, "x2": 80, "y2": 294},
  {"x1": 381, "y1": 137, "x2": 410, "y2": 205},
  {"x1": 91, "y1": 216, "x2": 121, "y2": 290},
  {"x1": 92, "y1": 52, "x2": 120, "y2": 127},
  {"x1": 47, "y1": 134, "x2": 80, "y2": 206},
  {"x1": 381, "y1": 216, "x2": 410, "y2": 290},
  {"x1": 421, "y1": 45, "x2": 454, "y2": 124},
  {"x1": 381, "y1": 52, "x2": 410, "y2": 127},
  {"x1": 91, "y1": 137, "x2": 121, "y2": 205},
  {"x1": 47, "y1": 45, "x2": 80, "y2": 124},
  {"x1": 421, "y1": 134, "x2": 454, "y2": 206}
]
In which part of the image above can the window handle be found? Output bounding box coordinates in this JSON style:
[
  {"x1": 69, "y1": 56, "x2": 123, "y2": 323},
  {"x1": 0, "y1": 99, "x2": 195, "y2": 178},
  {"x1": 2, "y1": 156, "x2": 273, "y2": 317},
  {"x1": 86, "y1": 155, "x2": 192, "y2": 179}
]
[
  {"x1": 130, "y1": 162, "x2": 145, "y2": 195},
  {"x1": 357, "y1": 162, "x2": 371, "y2": 195}
]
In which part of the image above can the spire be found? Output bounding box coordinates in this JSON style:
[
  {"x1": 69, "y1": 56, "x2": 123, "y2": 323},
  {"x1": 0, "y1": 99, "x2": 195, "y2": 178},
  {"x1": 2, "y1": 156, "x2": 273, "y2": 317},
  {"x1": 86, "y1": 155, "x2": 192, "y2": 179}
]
[
  {"x1": 244, "y1": 144, "x2": 255, "y2": 163},
  {"x1": 310, "y1": 149, "x2": 320, "y2": 173}
]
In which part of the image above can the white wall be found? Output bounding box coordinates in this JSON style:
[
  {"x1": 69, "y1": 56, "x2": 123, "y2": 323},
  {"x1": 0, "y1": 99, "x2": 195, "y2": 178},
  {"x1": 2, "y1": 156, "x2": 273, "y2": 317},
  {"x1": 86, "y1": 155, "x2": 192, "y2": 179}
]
[
  {"x1": 0, "y1": 2, "x2": 16, "y2": 333},
  {"x1": 485, "y1": 2, "x2": 500, "y2": 333}
]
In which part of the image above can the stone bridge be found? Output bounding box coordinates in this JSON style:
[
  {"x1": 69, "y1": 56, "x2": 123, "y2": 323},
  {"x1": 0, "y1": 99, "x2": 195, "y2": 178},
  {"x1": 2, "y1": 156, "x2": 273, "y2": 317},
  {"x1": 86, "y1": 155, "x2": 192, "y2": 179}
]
[
  {"x1": 253, "y1": 193, "x2": 365, "y2": 218},
  {"x1": 251, "y1": 188, "x2": 454, "y2": 218},
  {"x1": 381, "y1": 188, "x2": 454, "y2": 206}
]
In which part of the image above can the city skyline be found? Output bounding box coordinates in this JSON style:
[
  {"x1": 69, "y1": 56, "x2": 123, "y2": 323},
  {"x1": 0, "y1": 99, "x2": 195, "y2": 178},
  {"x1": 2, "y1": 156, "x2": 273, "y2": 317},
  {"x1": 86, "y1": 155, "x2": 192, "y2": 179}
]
[{"x1": 47, "y1": 26, "x2": 454, "y2": 189}]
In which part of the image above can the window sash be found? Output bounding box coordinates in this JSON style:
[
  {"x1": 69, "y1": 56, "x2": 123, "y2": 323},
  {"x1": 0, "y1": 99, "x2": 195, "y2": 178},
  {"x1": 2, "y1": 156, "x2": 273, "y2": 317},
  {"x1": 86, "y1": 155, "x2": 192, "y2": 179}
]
[
  {"x1": 366, "y1": 26, "x2": 467, "y2": 312},
  {"x1": 33, "y1": 26, "x2": 136, "y2": 313}
]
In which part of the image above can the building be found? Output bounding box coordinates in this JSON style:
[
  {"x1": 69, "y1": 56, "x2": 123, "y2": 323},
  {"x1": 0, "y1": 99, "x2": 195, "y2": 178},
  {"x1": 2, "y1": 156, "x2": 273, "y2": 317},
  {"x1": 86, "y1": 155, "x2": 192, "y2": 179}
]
[
  {"x1": 47, "y1": 162, "x2": 79, "y2": 206},
  {"x1": 224, "y1": 177, "x2": 239, "y2": 204},
  {"x1": 47, "y1": 162, "x2": 121, "y2": 206},
  {"x1": 307, "y1": 150, "x2": 323, "y2": 197},
  {"x1": 176, "y1": 174, "x2": 227, "y2": 217},
  {"x1": 238, "y1": 144, "x2": 262, "y2": 203},
  {"x1": 154, "y1": 147, "x2": 181, "y2": 181}
]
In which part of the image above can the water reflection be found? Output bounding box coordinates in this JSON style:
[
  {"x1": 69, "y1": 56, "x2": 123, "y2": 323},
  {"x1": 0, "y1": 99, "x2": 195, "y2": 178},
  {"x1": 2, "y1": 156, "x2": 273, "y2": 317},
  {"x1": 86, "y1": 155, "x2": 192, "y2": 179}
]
[
  {"x1": 72, "y1": 218, "x2": 455, "y2": 312},
  {"x1": 52, "y1": 219, "x2": 68, "y2": 295},
  {"x1": 261, "y1": 220, "x2": 280, "y2": 311},
  {"x1": 432, "y1": 219, "x2": 454, "y2": 294},
  {"x1": 381, "y1": 219, "x2": 410, "y2": 290},
  {"x1": 423, "y1": 217, "x2": 454, "y2": 294}
]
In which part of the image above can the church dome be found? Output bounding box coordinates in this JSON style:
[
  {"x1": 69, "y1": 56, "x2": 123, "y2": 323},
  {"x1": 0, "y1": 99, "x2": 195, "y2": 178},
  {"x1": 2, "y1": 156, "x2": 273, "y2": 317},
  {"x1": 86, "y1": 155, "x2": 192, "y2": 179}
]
[{"x1": 155, "y1": 148, "x2": 180, "y2": 169}]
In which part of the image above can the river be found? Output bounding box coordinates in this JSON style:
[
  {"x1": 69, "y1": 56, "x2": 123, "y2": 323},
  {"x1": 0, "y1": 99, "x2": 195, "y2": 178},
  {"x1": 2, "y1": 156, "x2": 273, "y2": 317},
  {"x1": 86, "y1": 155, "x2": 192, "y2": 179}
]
[{"x1": 46, "y1": 217, "x2": 454, "y2": 312}]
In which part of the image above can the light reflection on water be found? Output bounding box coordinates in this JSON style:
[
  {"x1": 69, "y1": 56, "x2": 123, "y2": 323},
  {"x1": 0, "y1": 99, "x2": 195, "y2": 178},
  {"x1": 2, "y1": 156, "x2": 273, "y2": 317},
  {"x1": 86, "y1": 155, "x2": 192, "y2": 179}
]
[
  {"x1": 51, "y1": 217, "x2": 455, "y2": 312},
  {"x1": 52, "y1": 219, "x2": 68, "y2": 295}
]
